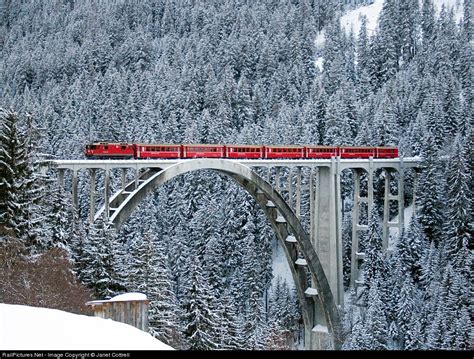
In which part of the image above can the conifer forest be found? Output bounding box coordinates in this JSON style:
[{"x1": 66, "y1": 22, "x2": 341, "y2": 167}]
[{"x1": 0, "y1": 0, "x2": 472, "y2": 350}]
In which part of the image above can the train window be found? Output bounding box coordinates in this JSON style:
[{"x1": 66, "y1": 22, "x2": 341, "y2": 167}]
[
  {"x1": 121, "y1": 145, "x2": 126, "y2": 150},
  {"x1": 104, "y1": 145, "x2": 108, "y2": 150}
]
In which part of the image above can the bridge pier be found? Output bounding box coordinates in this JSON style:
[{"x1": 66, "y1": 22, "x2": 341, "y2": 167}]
[
  {"x1": 89, "y1": 169, "x2": 96, "y2": 223},
  {"x1": 296, "y1": 167, "x2": 302, "y2": 220},
  {"x1": 104, "y1": 169, "x2": 110, "y2": 222},
  {"x1": 71, "y1": 170, "x2": 78, "y2": 210}
]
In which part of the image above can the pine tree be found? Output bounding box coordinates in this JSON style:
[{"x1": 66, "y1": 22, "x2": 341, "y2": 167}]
[
  {"x1": 0, "y1": 110, "x2": 31, "y2": 240},
  {"x1": 443, "y1": 135, "x2": 472, "y2": 256},
  {"x1": 183, "y1": 260, "x2": 219, "y2": 350},
  {"x1": 363, "y1": 275, "x2": 389, "y2": 350},
  {"x1": 343, "y1": 309, "x2": 368, "y2": 350},
  {"x1": 217, "y1": 290, "x2": 246, "y2": 350},
  {"x1": 395, "y1": 274, "x2": 417, "y2": 349},
  {"x1": 421, "y1": 0, "x2": 435, "y2": 45},
  {"x1": 79, "y1": 219, "x2": 122, "y2": 299},
  {"x1": 395, "y1": 215, "x2": 425, "y2": 281},
  {"x1": 323, "y1": 88, "x2": 353, "y2": 146},
  {"x1": 146, "y1": 234, "x2": 184, "y2": 349},
  {"x1": 417, "y1": 130, "x2": 444, "y2": 242},
  {"x1": 363, "y1": 206, "x2": 386, "y2": 292},
  {"x1": 45, "y1": 184, "x2": 71, "y2": 251}
]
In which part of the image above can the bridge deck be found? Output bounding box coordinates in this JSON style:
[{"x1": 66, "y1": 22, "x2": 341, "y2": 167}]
[{"x1": 53, "y1": 157, "x2": 422, "y2": 170}]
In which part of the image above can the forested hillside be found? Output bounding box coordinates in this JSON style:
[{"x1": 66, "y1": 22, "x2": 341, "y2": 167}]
[{"x1": 0, "y1": 0, "x2": 471, "y2": 350}]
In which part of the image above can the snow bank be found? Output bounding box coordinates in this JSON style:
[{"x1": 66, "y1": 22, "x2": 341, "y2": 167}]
[{"x1": 0, "y1": 304, "x2": 173, "y2": 350}]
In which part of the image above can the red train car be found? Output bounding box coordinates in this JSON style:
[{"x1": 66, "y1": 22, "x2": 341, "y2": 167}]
[
  {"x1": 135, "y1": 144, "x2": 182, "y2": 159},
  {"x1": 376, "y1": 147, "x2": 398, "y2": 158},
  {"x1": 85, "y1": 142, "x2": 400, "y2": 160},
  {"x1": 183, "y1": 144, "x2": 225, "y2": 158},
  {"x1": 265, "y1": 145, "x2": 305, "y2": 159},
  {"x1": 226, "y1": 145, "x2": 264, "y2": 159},
  {"x1": 339, "y1": 146, "x2": 375, "y2": 159},
  {"x1": 85, "y1": 143, "x2": 134, "y2": 158},
  {"x1": 306, "y1": 145, "x2": 339, "y2": 159}
]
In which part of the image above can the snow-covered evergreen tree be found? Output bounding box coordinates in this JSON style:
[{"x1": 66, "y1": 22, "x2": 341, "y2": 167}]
[
  {"x1": 183, "y1": 260, "x2": 219, "y2": 350},
  {"x1": 0, "y1": 110, "x2": 31, "y2": 240},
  {"x1": 443, "y1": 135, "x2": 472, "y2": 256}
]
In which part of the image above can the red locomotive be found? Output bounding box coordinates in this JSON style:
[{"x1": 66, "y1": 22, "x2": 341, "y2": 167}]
[{"x1": 85, "y1": 143, "x2": 398, "y2": 159}]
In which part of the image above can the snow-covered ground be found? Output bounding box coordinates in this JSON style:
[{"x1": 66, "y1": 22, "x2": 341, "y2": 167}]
[
  {"x1": 316, "y1": 0, "x2": 465, "y2": 48},
  {"x1": 340, "y1": 0, "x2": 465, "y2": 36},
  {"x1": 0, "y1": 304, "x2": 173, "y2": 350},
  {"x1": 340, "y1": 0, "x2": 385, "y2": 37}
]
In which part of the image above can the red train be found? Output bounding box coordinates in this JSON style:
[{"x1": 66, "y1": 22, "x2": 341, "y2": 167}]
[{"x1": 85, "y1": 143, "x2": 398, "y2": 159}]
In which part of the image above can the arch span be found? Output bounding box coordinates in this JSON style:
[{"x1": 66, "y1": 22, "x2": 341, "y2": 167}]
[{"x1": 105, "y1": 159, "x2": 342, "y2": 349}]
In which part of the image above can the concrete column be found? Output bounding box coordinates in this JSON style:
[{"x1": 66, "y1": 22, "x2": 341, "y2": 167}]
[
  {"x1": 308, "y1": 297, "x2": 330, "y2": 350},
  {"x1": 58, "y1": 169, "x2": 65, "y2": 188},
  {"x1": 412, "y1": 169, "x2": 418, "y2": 217},
  {"x1": 89, "y1": 168, "x2": 96, "y2": 223},
  {"x1": 135, "y1": 168, "x2": 139, "y2": 189},
  {"x1": 296, "y1": 167, "x2": 302, "y2": 220},
  {"x1": 309, "y1": 162, "x2": 341, "y2": 349},
  {"x1": 275, "y1": 166, "x2": 281, "y2": 193},
  {"x1": 315, "y1": 164, "x2": 340, "y2": 306},
  {"x1": 121, "y1": 168, "x2": 127, "y2": 190},
  {"x1": 105, "y1": 169, "x2": 110, "y2": 222},
  {"x1": 351, "y1": 170, "x2": 361, "y2": 288},
  {"x1": 334, "y1": 158, "x2": 343, "y2": 306},
  {"x1": 382, "y1": 169, "x2": 391, "y2": 250},
  {"x1": 309, "y1": 168, "x2": 315, "y2": 245},
  {"x1": 398, "y1": 163, "x2": 405, "y2": 235},
  {"x1": 71, "y1": 170, "x2": 78, "y2": 210},
  {"x1": 288, "y1": 167, "x2": 293, "y2": 209},
  {"x1": 368, "y1": 157, "x2": 374, "y2": 211}
]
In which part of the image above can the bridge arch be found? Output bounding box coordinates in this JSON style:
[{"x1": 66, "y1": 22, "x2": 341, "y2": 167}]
[{"x1": 103, "y1": 159, "x2": 342, "y2": 349}]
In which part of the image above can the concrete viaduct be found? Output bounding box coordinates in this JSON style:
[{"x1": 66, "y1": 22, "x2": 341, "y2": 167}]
[{"x1": 53, "y1": 157, "x2": 421, "y2": 350}]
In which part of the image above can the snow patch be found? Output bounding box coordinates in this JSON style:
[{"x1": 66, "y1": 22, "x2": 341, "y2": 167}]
[
  {"x1": 434, "y1": 0, "x2": 464, "y2": 23},
  {"x1": 315, "y1": 57, "x2": 324, "y2": 72},
  {"x1": 109, "y1": 292, "x2": 148, "y2": 302},
  {"x1": 315, "y1": 30, "x2": 326, "y2": 48},
  {"x1": 339, "y1": 0, "x2": 464, "y2": 38},
  {"x1": 340, "y1": 0, "x2": 384, "y2": 37},
  {"x1": 0, "y1": 304, "x2": 173, "y2": 350},
  {"x1": 304, "y1": 287, "x2": 318, "y2": 296},
  {"x1": 312, "y1": 324, "x2": 328, "y2": 333}
]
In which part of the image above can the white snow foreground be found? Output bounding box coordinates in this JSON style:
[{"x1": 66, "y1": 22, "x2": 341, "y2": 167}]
[{"x1": 0, "y1": 304, "x2": 173, "y2": 350}]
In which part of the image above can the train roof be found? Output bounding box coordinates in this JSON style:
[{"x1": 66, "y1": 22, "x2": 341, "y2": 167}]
[
  {"x1": 135, "y1": 143, "x2": 180, "y2": 146},
  {"x1": 183, "y1": 144, "x2": 224, "y2": 147},
  {"x1": 88, "y1": 142, "x2": 132, "y2": 145},
  {"x1": 225, "y1": 144, "x2": 263, "y2": 148},
  {"x1": 304, "y1": 145, "x2": 338, "y2": 148},
  {"x1": 265, "y1": 145, "x2": 305, "y2": 148}
]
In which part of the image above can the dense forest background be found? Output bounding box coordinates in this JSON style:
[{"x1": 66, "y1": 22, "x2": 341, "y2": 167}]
[{"x1": 0, "y1": 0, "x2": 472, "y2": 350}]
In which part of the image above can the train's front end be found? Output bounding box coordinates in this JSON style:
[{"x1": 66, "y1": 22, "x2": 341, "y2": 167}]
[
  {"x1": 85, "y1": 143, "x2": 135, "y2": 159},
  {"x1": 85, "y1": 143, "x2": 100, "y2": 157}
]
